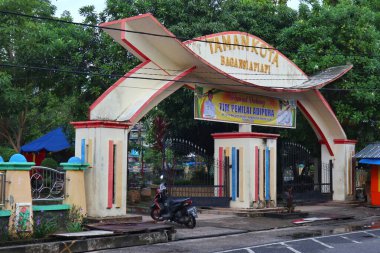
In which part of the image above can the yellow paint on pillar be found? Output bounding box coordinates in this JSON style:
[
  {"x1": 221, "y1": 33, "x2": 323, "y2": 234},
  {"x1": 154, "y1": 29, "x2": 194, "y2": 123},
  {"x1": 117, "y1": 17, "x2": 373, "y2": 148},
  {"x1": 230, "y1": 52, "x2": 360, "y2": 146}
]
[
  {"x1": 5, "y1": 170, "x2": 34, "y2": 237},
  {"x1": 225, "y1": 147, "x2": 230, "y2": 157},
  {"x1": 270, "y1": 148, "x2": 276, "y2": 202},
  {"x1": 64, "y1": 170, "x2": 87, "y2": 214},
  {"x1": 115, "y1": 141, "x2": 123, "y2": 208},
  {"x1": 239, "y1": 147, "x2": 244, "y2": 202},
  {"x1": 259, "y1": 148, "x2": 264, "y2": 201},
  {"x1": 4, "y1": 171, "x2": 33, "y2": 210}
]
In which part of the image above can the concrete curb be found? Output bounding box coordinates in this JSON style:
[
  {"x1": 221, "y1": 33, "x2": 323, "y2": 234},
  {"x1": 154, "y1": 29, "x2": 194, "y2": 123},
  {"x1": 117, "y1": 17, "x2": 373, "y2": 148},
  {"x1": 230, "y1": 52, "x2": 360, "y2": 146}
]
[
  {"x1": 175, "y1": 230, "x2": 249, "y2": 241},
  {"x1": 0, "y1": 230, "x2": 170, "y2": 253}
]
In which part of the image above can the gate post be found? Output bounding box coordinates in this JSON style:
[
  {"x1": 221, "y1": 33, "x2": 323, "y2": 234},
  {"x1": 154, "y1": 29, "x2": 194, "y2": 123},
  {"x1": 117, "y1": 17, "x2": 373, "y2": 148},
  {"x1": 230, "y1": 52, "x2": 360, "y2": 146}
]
[
  {"x1": 60, "y1": 157, "x2": 89, "y2": 215},
  {"x1": 71, "y1": 121, "x2": 130, "y2": 218},
  {"x1": 212, "y1": 132, "x2": 279, "y2": 209},
  {"x1": 330, "y1": 140, "x2": 357, "y2": 200},
  {"x1": 0, "y1": 154, "x2": 34, "y2": 237}
]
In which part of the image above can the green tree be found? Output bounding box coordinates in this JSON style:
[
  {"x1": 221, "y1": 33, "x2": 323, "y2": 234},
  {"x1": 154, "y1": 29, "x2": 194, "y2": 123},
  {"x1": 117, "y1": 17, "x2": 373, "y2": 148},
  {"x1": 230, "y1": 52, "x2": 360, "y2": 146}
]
[
  {"x1": 278, "y1": 0, "x2": 380, "y2": 147},
  {"x1": 0, "y1": 0, "x2": 118, "y2": 151}
]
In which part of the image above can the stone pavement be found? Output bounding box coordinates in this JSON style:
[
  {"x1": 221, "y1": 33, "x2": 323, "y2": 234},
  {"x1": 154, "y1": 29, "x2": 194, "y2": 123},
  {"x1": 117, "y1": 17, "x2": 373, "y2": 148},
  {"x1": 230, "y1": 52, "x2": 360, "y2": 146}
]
[
  {"x1": 147, "y1": 201, "x2": 380, "y2": 241},
  {"x1": 1, "y1": 201, "x2": 380, "y2": 253}
]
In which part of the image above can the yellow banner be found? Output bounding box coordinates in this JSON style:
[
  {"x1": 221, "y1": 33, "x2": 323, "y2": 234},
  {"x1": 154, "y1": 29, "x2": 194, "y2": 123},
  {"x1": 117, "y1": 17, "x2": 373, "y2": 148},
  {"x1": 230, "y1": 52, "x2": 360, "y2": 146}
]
[{"x1": 194, "y1": 87, "x2": 296, "y2": 128}]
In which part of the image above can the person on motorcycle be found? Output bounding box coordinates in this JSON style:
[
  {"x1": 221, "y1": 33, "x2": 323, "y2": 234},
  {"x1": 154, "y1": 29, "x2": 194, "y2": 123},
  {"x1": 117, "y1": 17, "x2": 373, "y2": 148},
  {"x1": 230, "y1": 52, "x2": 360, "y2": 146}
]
[{"x1": 159, "y1": 175, "x2": 171, "y2": 218}]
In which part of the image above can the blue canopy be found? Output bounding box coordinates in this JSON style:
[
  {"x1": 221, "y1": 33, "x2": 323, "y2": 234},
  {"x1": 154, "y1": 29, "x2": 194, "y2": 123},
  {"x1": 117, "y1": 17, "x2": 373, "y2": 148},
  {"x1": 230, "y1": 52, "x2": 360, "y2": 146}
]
[
  {"x1": 21, "y1": 128, "x2": 70, "y2": 152},
  {"x1": 359, "y1": 159, "x2": 380, "y2": 165}
]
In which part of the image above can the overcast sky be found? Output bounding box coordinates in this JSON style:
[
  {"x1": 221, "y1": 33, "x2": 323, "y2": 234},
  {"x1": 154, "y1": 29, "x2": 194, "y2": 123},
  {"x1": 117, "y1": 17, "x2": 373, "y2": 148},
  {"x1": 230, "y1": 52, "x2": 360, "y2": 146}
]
[
  {"x1": 53, "y1": 0, "x2": 106, "y2": 21},
  {"x1": 53, "y1": 0, "x2": 300, "y2": 22}
]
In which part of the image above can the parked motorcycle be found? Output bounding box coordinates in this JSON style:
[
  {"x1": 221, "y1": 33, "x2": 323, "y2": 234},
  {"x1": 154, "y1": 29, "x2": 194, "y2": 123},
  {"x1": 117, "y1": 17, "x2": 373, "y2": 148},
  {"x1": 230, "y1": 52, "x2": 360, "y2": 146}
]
[{"x1": 150, "y1": 176, "x2": 197, "y2": 228}]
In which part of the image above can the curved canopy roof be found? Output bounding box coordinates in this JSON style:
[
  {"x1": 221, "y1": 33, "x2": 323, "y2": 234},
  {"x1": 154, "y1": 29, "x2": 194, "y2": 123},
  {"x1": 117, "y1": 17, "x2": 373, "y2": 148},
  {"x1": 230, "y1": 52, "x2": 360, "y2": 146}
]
[
  {"x1": 98, "y1": 13, "x2": 351, "y2": 92},
  {"x1": 21, "y1": 127, "x2": 70, "y2": 153}
]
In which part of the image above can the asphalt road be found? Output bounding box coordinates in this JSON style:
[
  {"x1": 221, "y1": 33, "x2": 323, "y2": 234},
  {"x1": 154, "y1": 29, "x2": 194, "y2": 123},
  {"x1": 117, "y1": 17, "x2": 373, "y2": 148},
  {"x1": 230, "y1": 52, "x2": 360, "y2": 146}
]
[
  {"x1": 215, "y1": 228, "x2": 380, "y2": 253},
  {"x1": 94, "y1": 227, "x2": 380, "y2": 253}
]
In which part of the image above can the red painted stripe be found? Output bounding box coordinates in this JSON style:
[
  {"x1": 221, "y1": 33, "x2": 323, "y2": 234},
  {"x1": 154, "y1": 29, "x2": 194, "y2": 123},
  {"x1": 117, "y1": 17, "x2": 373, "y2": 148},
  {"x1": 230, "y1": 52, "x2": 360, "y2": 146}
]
[
  {"x1": 218, "y1": 147, "x2": 223, "y2": 197},
  {"x1": 71, "y1": 121, "x2": 131, "y2": 129},
  {"x1": 89, "y1": 61, "x2": 151, "y2": 114},
  {"x1": 255, "y1": 146, "x2": 259, "y2": 202},
  {"x1": 107, "y1": 140, "x2": 114, "y2": 209},
  {"x1": 333, "y1": 139, "x2": 358, "y2": 144},
  {"x1": 120, "y1": 20, "x2": 150, "y2": 61},
  {"x1": 129, "y1": 66, "x2": 196, "y2": 123},
  {"x1": 119, "y1": 19, "x2": 170, "y2": 75},
  {"x1": 297, "y1": 101, "x2": 334, "y2": 156},
  {"x1": 120, "y1": 18, "x2": 171, "y2": 75}
]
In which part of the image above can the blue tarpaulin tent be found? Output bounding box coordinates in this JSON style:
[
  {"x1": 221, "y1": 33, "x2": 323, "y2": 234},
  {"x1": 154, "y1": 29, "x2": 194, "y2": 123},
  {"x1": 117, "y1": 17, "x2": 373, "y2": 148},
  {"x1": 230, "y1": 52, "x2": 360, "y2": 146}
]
[{"x1": 20, "y1": 127, "x2": 70, "y2": 152}]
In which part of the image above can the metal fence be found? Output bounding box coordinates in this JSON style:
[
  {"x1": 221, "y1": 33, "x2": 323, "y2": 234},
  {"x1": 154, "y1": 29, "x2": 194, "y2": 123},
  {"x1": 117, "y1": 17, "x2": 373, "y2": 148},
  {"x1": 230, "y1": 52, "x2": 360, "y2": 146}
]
[
  {"x1": 279, "y1": 142, "x2": 333, "y2": 202},
  {"x1": 321, "y1": 161, "x2": 333, "y2": 194},
  {"x1": 30, "y1": 166, "x2": 65, "y2": 202},
  {"x1": 0, "y1": 172, "x2": 5, "y2": 207}
]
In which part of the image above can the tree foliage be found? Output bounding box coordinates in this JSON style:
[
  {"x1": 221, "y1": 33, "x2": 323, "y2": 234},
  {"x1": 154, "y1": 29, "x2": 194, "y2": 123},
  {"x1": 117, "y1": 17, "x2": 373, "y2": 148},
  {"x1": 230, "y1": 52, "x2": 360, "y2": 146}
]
[
  {"x1": 0, "y1": 0, "x2": 379, "y2": 154},
  {"x1": 279, "y1": 0, "x2": 380, "y2": 148}
]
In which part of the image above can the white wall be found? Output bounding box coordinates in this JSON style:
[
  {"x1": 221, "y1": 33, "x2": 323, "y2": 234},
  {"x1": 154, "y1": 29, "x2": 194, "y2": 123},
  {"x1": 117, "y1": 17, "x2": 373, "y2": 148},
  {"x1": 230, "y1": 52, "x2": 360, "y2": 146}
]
[
  {"x1": 214, "y1": 135, "x2": 277, "y2": 209},
  {"x1": 75, "y1": 127, "x2": 129, "y2": 217}
]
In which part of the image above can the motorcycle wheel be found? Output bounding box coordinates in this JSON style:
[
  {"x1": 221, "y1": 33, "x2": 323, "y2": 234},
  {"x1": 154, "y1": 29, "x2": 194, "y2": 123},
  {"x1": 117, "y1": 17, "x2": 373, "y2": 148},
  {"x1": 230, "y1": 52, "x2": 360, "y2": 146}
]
[
  {"x1": 185, "y1": 215, "x2": 196, "y2": 229},
  {"x1": 150, "y1": 207, "x2": 163, "y2": 221}
]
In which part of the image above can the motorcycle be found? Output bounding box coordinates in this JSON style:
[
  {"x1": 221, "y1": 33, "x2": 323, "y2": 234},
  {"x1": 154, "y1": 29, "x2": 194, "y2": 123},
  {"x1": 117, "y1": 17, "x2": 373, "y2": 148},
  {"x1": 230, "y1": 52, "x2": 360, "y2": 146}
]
[{"x1": 150, "y1": 176, "x2": 198, "y2": 228}]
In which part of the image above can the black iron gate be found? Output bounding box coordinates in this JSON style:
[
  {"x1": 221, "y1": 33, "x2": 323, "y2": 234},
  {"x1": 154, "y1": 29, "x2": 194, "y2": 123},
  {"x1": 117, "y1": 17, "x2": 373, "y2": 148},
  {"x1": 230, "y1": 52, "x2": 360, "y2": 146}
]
[
  {"x1": 278, "y1": 142, "x2": 333, "y2": 202},
  {"x1": 164, "y1": 138, "x2": 230, "y2": 207}
]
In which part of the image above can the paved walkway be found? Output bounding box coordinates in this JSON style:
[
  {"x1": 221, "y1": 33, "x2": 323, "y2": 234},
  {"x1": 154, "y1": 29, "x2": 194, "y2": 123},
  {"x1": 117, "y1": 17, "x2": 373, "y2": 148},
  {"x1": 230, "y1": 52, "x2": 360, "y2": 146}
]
[
  {"x1": 1, "y1": 202, "x2": 379, "y2": 253},
  {"x1": 137, "y1": 202, "x2": 380, "y2": 241}
]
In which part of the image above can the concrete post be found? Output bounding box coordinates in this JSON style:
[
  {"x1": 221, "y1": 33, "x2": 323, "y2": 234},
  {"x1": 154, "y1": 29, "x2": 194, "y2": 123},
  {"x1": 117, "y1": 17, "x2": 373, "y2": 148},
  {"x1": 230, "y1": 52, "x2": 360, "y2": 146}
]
[
  {"x1": 212, "y1": 132, "x2": 279, "y2": 209},
  {"x1": 331, "y1": 140, "x2": 357, "y2": 201},
  {"x1": 0, "y1": 154, "x2": 34, "y2": 237},
  {"x1": 60, "y1": 157, "x2": 89, "y2": 215},
  {"x1": 71, "y1": 121, "x2": 130, "y2": 218}
]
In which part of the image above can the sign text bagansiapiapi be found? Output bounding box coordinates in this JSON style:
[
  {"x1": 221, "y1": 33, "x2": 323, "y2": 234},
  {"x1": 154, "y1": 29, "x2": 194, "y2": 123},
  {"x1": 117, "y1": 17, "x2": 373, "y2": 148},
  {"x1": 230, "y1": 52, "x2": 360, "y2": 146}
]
[{"x1": 206, "y1": 34, "x2": 279, "y2": 74}]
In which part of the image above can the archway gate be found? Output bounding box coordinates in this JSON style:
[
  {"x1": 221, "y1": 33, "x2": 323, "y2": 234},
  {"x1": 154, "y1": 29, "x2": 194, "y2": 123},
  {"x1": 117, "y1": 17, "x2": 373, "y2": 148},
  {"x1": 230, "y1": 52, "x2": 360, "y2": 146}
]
[{"x1": 72, "y1": 14, "x2": 356, "y2": 217}]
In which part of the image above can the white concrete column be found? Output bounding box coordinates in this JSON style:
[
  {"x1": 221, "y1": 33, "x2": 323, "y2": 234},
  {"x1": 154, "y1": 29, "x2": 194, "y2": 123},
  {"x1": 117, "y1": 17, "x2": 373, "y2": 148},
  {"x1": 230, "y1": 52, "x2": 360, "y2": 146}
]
[
  {"x1": 331, "y1": 140, "x2": 357, "y2": 201},
  {"x1": 321, "y1": 140, "x2": 357, "y2": 200},
  {"x1": 212, "y1": 132, "x2": 279, "y2": 209},
  {"x1": 72, "y1": 121, "x2": 131, "y2": 217}
]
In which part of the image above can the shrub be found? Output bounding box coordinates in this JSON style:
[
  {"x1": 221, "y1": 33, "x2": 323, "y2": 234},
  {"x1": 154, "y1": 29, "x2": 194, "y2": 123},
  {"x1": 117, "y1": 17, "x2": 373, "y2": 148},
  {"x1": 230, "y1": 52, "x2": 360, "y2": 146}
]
[
  {"x1": 0, "y1": 219, "x2": 9, "y2": 242},
  {"x1": 66, "y1": 205, "x2": 84, "y2": 232},
  {"x1": 0, "y1": 146, "x2": 15, "y2": 161},
  {"x1": 40, "y1": 158, "x2": 58, "y2": 169},
  {"x1": 33, "y1": 215, "x2": 59, "y2": 238}
]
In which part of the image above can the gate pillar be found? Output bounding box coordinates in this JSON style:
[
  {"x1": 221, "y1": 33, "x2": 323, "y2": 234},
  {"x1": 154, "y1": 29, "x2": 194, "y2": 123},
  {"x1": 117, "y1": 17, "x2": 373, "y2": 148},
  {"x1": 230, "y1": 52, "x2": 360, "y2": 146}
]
[
  {"x1": 71, "y1": 121, "x2": 130, "y2": 217},
  {"x1": 212, "y1": 132, "x2": 279, "y2": 209},
  {"x1": 330, "y1": 140, "x2": 357, "y2": 200}
]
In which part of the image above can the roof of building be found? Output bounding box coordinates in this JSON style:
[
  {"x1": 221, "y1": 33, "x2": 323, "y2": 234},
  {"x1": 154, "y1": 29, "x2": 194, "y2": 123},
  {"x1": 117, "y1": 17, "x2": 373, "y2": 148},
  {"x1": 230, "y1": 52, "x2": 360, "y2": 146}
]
[
  {"x1": 354, "y1": 143, "x2": 380, "y2": 159},
  {"x1": 20, "y1": 127, "x2": 70, "y2": 153}
]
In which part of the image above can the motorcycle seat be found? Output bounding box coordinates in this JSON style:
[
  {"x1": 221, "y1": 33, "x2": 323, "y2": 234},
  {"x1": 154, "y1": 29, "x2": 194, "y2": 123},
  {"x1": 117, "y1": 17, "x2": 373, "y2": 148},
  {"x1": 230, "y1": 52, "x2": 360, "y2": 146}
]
[{"x1": 170, "y1": 198, "x2": 190, "y2": 204}]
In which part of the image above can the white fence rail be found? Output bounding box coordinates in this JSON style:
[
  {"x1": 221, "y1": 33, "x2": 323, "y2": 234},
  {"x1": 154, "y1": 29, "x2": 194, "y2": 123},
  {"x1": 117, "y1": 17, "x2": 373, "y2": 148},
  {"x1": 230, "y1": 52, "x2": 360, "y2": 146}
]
[{"x1": 31, "y1": 166, "x2": 65, "y2": 202}]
